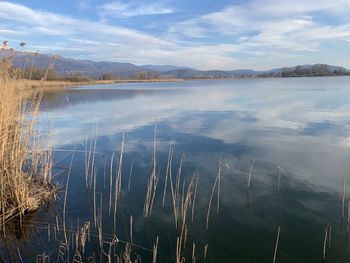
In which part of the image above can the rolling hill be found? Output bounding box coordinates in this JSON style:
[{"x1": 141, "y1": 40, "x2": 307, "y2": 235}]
[{"x1": 1, "y1": 49, "x2": 349, "y2": 79}]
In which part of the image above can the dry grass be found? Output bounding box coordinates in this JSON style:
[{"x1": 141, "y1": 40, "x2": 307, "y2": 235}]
[
  {"x1": 144, "y1": 125, "x2": 159, "y2": 218},
  {"x1": 206, "y1": 159, "x2": 222, "y2": 230},
  {"x1": 4, "y1": 79, "x2": 116, "y2": 90},
  {"x1": 272, "y1": 226, "x2": 281, "y2": 263},
  {"x1": 0, "y1": 56, "x2": 56, "y2": 232}
]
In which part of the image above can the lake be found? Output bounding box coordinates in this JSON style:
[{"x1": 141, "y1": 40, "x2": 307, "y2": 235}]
[{"x1": 4, "y1": 77, "x2": 350, "y2": 262}]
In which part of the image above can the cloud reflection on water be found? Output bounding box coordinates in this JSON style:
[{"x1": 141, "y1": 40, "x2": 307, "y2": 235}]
[{"x1": 40, "y1": 77, "x2": 350, "y2": 193}]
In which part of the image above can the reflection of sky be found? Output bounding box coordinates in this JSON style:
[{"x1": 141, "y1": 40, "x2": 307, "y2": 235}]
[
  {"x1": 39, "y1": 77, "x2": 350, "y2": 194},
  {"x1": 10, "y1": 77, "x2": 350, "y2": 262}
]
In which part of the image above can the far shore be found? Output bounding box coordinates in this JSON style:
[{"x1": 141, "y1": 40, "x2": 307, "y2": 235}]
[
  {"x1": 9, "y1": 74, "x2": 350, "y2": 91},
  {"x1": 8, "y1": 78, "x2": 184, "y2": 90}
]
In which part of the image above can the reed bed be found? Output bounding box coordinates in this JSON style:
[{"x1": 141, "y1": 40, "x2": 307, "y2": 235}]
[
  {"x1": 0, "y1": 56, "x2": 56, "y2": 232},
  {"x1": 1, "y1": 51, "x2": 213, "y2": 262}
]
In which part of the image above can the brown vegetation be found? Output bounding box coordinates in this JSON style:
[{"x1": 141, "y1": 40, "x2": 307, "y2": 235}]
[{"x1": 0, "y1": 53, "x2": 56, "y2": 232}]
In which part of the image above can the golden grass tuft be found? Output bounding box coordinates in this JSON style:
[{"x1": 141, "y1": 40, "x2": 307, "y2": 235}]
[{"x1": 0, "y1": 56, "x2": 55, "y2": 231}]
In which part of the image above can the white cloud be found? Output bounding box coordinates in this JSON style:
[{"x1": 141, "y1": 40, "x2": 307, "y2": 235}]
[
  {"x1": 0, "y1": 1, "x2": 247, "y2": 69},
  {"x1": 0, "y1": 2, "x2": 176, "y2": 58},
  {"x1": 99, "y1": 1, "x2": 174, "y2": 18},
  {"x1": 1, "y1": 1, "x2": 350, "y2": 69},
  {"x1": 40, "y1": 79, "x2": 350, "y2": 192},
  {"x1": 171, "y1": 1, "x2": 350, "y2": 48}
]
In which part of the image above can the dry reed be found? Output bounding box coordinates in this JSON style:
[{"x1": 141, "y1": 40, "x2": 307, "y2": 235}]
[
  {"x1": 192, "y1": 242, "x2": 196, "y2": 263},
  {"x1": 169, "y1": 154, "x2": 185, "y2": 228},
  {"x1": 162, "y1": 140, "x2": 174, "y2": 207},
  {"x1": 272, "y1": 226, "x2": 280, "y2": 263},
  {"x1": 175, "y1": 171, "x2": 196, "y2": 263},
  {"x1": 323, "y1": 229, "x2": 327, "y2": 261},
  {"x1": 203, "y1": 244, "x2": 208, "y2": 262},
  {"x1": 144, "y1": 125, "x2": 159, "y2": 218},
  {"x1": 191, "y1": 171, "x2": 199, "y2": 223},
  {"x1": 206, "y1": 159, "x2": 222, "y2": 230},
  {"x1": 0, "y1": 54, "x2": 55, "y2": 231},
  {"x1": 113, "y1": 132, "x2": 125, "y2": 230},
  {"x1": 152, "y1": 236, "x2": 159, "y2": 263}
]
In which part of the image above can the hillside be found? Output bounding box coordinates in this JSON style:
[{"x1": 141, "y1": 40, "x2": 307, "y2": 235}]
[
  {"x1": 1, "y1": 50, "x2": 349, "y2": 79},
  {"x1": 0, "y1": 50, "x2": 158, "y2": 79}
]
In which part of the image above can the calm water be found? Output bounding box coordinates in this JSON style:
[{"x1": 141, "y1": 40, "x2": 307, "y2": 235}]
[{"x1": 4, "y1": 77, "x2": 350, "y2": 262}]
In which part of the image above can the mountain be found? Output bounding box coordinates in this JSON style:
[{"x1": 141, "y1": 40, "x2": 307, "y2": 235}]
[
  {"x1": 1, "y1": 49, "x2": 349, "y2": 79},
  {"x1": 163, "y1": 69, "x2": 262, "y2": 79},
  {"x1": 276, "y1": 64, "x2": 350, "y2": 77},
  {"x1": 0, "y1": 50, "x2": 159, "y2": 79},
  {"x1": 141, "y1": 64, "x2": 192, "y2": 72}
]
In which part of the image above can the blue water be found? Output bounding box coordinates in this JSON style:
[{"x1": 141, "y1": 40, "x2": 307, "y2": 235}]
[{"x1": 4, "y1": 77, "x2": 350, "y2": 262}]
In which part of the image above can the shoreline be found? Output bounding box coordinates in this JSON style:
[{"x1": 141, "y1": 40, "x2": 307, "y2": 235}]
[
  {"x1": 10, "y1": 74, "x2": 350, "y2": 91},
  {"x1": 9, "y1": 78, "x2": 184, "y2": 90}
]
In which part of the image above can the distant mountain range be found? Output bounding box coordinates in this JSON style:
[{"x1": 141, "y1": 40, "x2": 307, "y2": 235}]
[
  {"x1": 1, "y1": 50, "x2": 350, "y2": 79},
  {"x1": 141, "y1": 64, "x2": 192, "y2": 72}
]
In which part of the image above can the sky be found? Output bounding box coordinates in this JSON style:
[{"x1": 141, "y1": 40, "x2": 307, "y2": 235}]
[{"x1": 1, "y1": 0, "x2": 350, "y2": 70}]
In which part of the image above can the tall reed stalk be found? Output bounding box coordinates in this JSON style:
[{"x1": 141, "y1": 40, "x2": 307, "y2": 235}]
[
  {"x1": 206, "y1": 159, "x2": 222, "y2": 229},
  {"x1": 272, "y1": 226, "x2": 280, "y2": 263},
  {"x1": 144, "y1": 125, "x2": 159, "y2": 218},
  {"x1": 0, "y1": 54, "x2": 55, "y2": 231}
]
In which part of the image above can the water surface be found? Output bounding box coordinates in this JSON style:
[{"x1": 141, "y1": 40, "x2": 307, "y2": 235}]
[{"x1": 5, "y1": 77, "x2": 350, "y2": 262}]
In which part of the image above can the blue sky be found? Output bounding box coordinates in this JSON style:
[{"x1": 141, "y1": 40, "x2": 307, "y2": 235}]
[{"x1": 1, "y1": 0, "x2": 350, "y2": 70}]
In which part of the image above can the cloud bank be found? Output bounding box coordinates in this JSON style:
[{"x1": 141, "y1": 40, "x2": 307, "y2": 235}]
[{"x1": 1, "y1": 0, "x2": 350, "y2": 69}]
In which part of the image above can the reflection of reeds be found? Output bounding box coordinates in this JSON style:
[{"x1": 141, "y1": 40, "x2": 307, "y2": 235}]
[
  {"x1": 247, "y1": 160, "x2": 255, "y2": 190},
  {"x1": 342, "y1": 175, "x2": 346, "y2": 220},
  {"x1": 97, "y1": 195, "x2": 103, "y2": 249},
  {"x1": 128, "y1": 158, "x2": 135, "y2": 192},
  {"x1": 84, "y1": 135, "x2": 90, "y2": 190},
  {"x1": 93, "y1": 167, "x2": 97, "y2": 227},
  {"x1": 130, "y1": 215, "x2": 133, "y2": 244},
  {"x1": 277, "y1": 166, "x2": 283, "y2": 195},
  {"x1": 245, "y1": 188, "x2": 251, "y2": 208},
  {"x1": 63, "y1": 151, "x2": 75, "y2": 245},
  {"x1": 348, "y1": 201, "x2": 350, "y2": 233},
  {"x1": 217, "y1": 162, "x2": 221, "y2": 215},
  {"x1": 342, "y1": 137, "x2": 348, "y2": 220},
  {"x1": 73, "y1": 250, "x2": 83, "y2": 263},
  {"x1": 109, "y1": 153, "x2": 114, "y2": 216}
]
